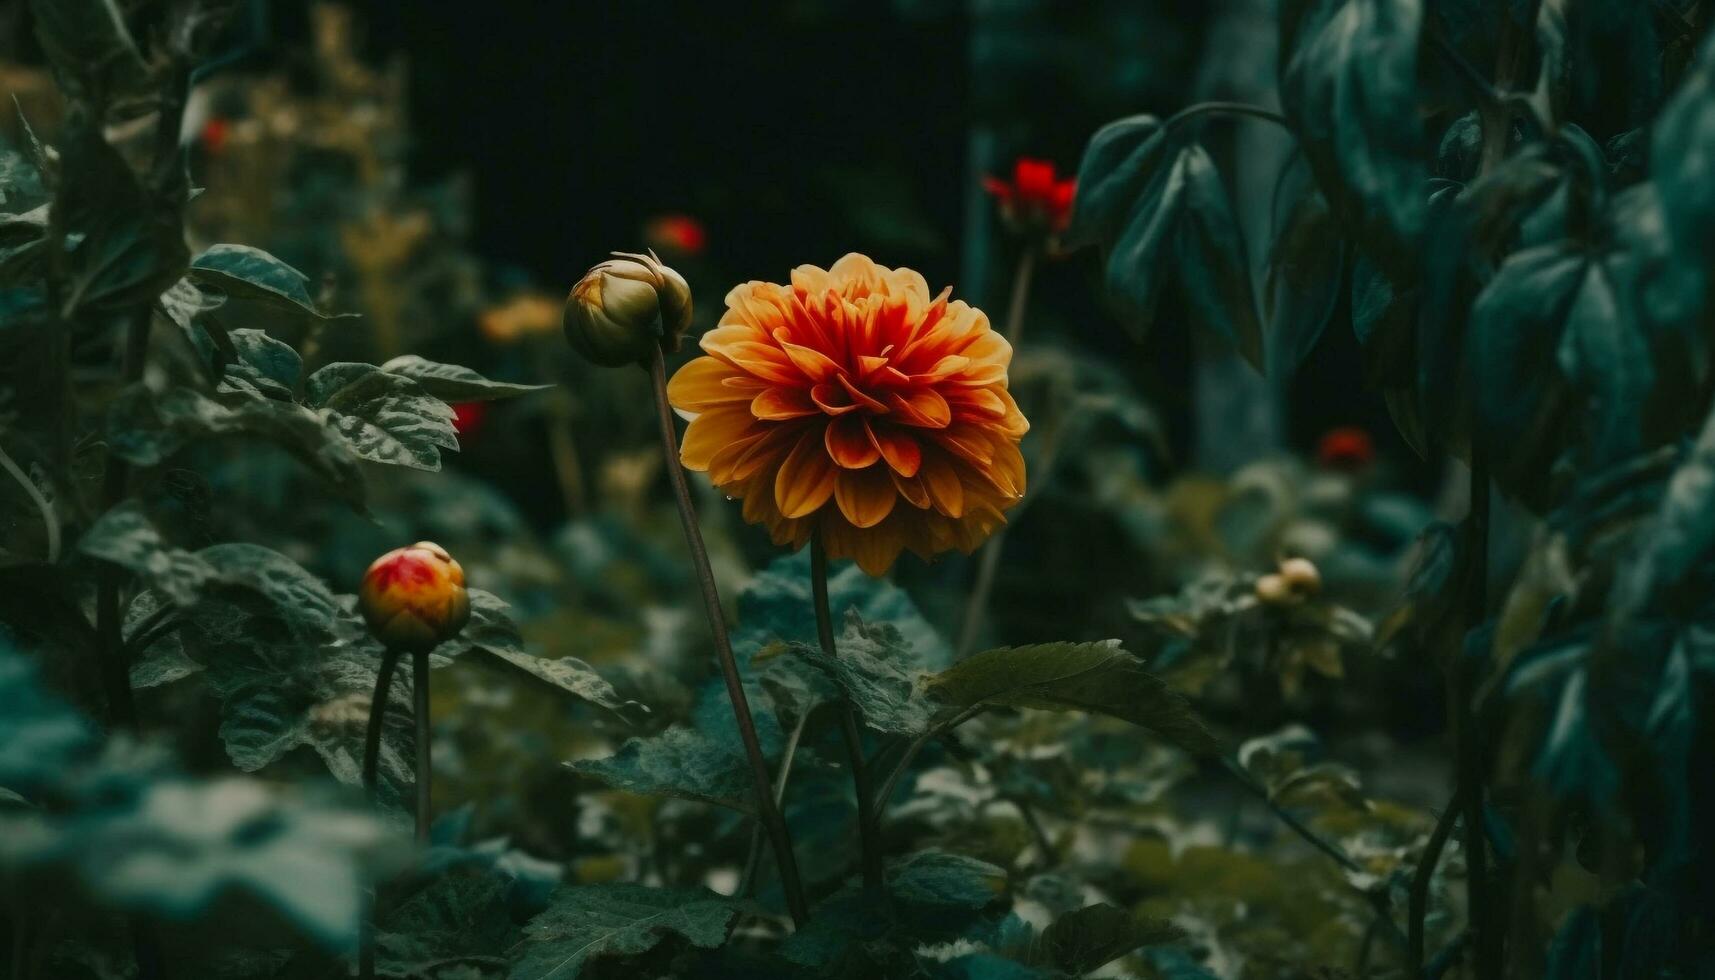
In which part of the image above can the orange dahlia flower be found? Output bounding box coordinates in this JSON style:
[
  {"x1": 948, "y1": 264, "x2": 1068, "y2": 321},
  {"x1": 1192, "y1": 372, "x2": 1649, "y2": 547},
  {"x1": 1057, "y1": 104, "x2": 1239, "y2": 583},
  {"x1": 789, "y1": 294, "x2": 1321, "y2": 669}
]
[{"x1": 667, "y1": 254, "x2": 1028, "y2": 575}]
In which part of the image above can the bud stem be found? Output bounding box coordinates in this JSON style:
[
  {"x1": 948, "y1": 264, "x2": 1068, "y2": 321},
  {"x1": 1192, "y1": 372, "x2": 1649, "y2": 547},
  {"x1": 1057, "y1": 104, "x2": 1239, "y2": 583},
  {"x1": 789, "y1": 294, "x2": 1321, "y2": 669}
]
[
  {"x1": 413, "y1": 648, "x2": 434, "y2": 843},
  {"x1": 358, "y1": 645, "x2": 400, "y2": 980},
  {"x1": 644, "y1": 343, "x2": 810, "y2": 926},
  {"x1": 810, "y1": 533, "x2": 887, "y2": 896}
]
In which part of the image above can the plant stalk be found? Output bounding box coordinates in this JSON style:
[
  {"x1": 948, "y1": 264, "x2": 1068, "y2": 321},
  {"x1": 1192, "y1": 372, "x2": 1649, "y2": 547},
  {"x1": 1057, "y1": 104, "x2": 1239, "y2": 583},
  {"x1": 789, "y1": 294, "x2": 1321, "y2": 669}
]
[
  {"x1": 358, "y1": 646, "x2": 400, "y2": 980},
  {"x1": 413, "y1": 647, "x2": 433, "y2": 843},
  {"x1": 92, "y1": 305, "x2": 154, "y2": 734},
  {"x1": 644, "y1": 343, "x2": 809, "y2": 926},
  {"x1": 1457, "y1": 459, "x2": 1495, "y2": 979},
  {"x1": 1408, "y1": 785, "x2": 1467, "y2": 973},
  {"x1": 810, "y1": 533, "x2": 886, "y2": 894}
]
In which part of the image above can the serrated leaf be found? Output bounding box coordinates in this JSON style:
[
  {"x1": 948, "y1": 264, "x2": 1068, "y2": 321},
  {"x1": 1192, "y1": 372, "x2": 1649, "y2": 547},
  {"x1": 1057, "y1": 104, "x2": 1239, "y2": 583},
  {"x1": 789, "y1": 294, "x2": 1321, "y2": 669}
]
[
  {"x1": 79, "y1": 501, "x2": 218, "y2": 606},
  {"x1": 887, "y1": 850, "x2": 1006, "y2": 910},
  {"x1": 306, "y1": 362, "x2": 459, "y2": 470},
  {"x1": 509, "y1": 884, "x2": 743, "y2": 980},
  {"x1": 1280, "y1": 0, "x2": 1425, "y2": 267},
  {"x1": 1031, "y1": 903, "x2": 1184, "y2": 975},
  {"x1": 925, "y1": 641, "x2": 1218, "y2": 756},
  {"x1": 568, "y1": 726, "x2": 753, "y2": 812},
  {"x1": 218, "y1": 328, "x2": 303, "y2": 401},
  {"x1": 106, "y1": 384, "x2": 368, "y2": 508},
  {"x1": 735, "y1": 551, "x2": 949, "y2": 670},
  {"x1": 380, "y1": 355, "x2": 550, "y2": 401},
  {"x1": 189, "y1": 244, "x2": 335, "y2": 319},
  {"x1": 793, "y1": 613, "x2": 935, "y2": 735}
]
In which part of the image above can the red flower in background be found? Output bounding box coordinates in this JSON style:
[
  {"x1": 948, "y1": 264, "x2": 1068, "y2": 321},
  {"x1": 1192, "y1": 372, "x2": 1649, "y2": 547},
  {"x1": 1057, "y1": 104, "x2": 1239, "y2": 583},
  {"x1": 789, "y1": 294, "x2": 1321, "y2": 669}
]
[
  {"x1": 983, "y1": 158, "x2": 1076, "y2": 235},
  {"x1": 451, "y1": 401, "x2": 488, "y2": 439},
  {"x1": 200, "y1": 117, "x2": 231, "y2": 155},
  {"x1": 1317, "y1": 426, "x2": 1375, "y2": 470},
  {"x1": 644, "y1": 213, "x2": 708, "y2": 257}
]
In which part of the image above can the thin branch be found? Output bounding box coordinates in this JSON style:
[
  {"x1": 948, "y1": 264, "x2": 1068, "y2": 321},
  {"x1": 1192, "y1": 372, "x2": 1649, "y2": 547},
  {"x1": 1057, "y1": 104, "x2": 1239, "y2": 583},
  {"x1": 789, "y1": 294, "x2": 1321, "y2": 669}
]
[
  {"x1": 1163, "y1": 100, "x2": 1292, "y2": 133},
  {"x1": 811, "y1": 533, "x2": 885, "y2": 893},
  {"x1": 739, "y1": 709, "x2": 808, "y2": 898},
  {"x1": 0, "y1": 445, "x2": 58, "y2": 563},
  {"x1": 1408, "y1": 785, "x2": 1466, "y2": 974},
  {"x1": 870, "y1": 704, "x2": 989, "y2": 820},
  {"x1": 646, "y1": 344, "x2": 809, "y2": 926}
]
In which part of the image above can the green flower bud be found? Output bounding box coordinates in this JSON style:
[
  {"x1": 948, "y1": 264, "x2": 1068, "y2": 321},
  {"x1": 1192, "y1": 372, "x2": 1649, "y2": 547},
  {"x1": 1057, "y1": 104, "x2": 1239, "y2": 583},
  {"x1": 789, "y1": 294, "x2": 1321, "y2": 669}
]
[{"x1": 563, "y1": 250, "x2": 693, "y2": 367}]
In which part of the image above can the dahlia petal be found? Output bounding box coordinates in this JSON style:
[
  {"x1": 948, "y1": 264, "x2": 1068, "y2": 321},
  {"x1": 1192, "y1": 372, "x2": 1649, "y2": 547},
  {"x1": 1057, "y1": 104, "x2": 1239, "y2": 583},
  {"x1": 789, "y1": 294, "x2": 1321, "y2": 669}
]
[
  {"x1": 715, "y1": 341, "x2": 801, "y2": 385},
  {"x1": 681, "y1": 408, "x2": 756, "y2": 471},
  {"x1": 775, "y1": 427, "x2": 838, "y2": 518},
  {"x1": 667, "y1": 357, "x2": 752, "y2": 412},
  {"x1": 826, "y1": 416, "x2": 882, "y2": 469},
  {"x1": 751, "y1": 386, "x2": 818, "y2": 420},
  {"x1": 729, "y1": 425, "x2": 801, "y2": 481},
  {"x1": 811, "y1": 382, "x2": 862, "y2": 415},
  {"x1": 915, "y1": 355, "x2": 971, "y2": 382},
  {"x1": 932, "y1": 425, "x2": 995, "y2": 466},
  {"x1": 780, "y1": 340, "x2": 843, "y2": 383},
  {"x1": 950, "y1": 387, "x2": 1007, "y2": 419},
  {"x1": 986, "y1": 436, "x2": 1026, "y2": 498},
  {"x1": 868, "y1": 421, "x2": 922, "y2": 477},
  {"x1": 834, "y1": 465, "x2": 897, "y2": 528},
  {"x1": 920, "y1": 451, "x2": 965, "y2": 518},
  {"x1": 885, "y1": 389, "x2": 951, "y2": 428},
  {"x1": 789, "y1": 264, "x2": 831, "y2": 296},
  {"x1": 891, "y1": 470, "x2": 931, "y2": 509},
  {"x1": 835, "y1": 374, "x2": 889, "y2": 413},
  {"x1": 707, "y1": 431, "x2": 769, "y2": 485}
]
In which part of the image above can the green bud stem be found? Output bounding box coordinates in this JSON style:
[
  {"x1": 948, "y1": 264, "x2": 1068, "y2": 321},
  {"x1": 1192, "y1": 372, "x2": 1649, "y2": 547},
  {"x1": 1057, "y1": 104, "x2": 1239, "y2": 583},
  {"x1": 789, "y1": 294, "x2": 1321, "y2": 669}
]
[
  {"x1": 645, "y1": 342, "x2": 810, "y2": 927},
  {"x1": 358, "y1": 646, "x2": 400, "y2": 980},
  {"x1": 413, "y1": 647, "x2": 433, "y2": 843},
  {"x1": 810, "y1": 533, "x2": 886, "y2": 896}
]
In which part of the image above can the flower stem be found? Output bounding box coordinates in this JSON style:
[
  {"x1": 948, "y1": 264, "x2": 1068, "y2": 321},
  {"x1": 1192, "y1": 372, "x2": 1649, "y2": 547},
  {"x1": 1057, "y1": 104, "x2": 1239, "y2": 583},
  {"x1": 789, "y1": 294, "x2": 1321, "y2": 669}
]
[
  {"x1": 93, "y1": 306, "x2": 153, "y2": 734},
  {"x1": 1408, "y1": 785, "x2": 1466, "y2": 974},
  {"x1": 955, "y1": 248, "x2": 1037, "y2": 658},
  {"x1": 0, "y1": 443, "x2": 57, "y2": 563},
  {"x1": 358, "y1": 646, "x2": 399, "y2": 980},
  {"x1": 810, "y1": 533, "x2": 886, "y2": 895},
  {"x1": 644, "y1": 344, "x2": 809, "y2": 926},
  {"x1": 413, "y1": 647, "x2": 433, "y2": 843}
]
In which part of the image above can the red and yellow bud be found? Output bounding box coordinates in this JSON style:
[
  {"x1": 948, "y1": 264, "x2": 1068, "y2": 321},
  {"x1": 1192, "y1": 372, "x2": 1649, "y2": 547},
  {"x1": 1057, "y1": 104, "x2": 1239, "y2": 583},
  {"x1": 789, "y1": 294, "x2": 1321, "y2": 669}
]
[{"x1": 358, "y1": 541, "x2": 471, "y2": 652}]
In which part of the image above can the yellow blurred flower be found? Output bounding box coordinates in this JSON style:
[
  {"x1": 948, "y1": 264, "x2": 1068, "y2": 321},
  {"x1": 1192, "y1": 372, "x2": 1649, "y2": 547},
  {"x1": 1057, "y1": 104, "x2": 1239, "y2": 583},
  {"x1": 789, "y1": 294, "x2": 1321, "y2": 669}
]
[
  {"x1": 479, "y1": 292, "x2": 563, "y2": 344},
  {"x1": 668, "y1": 253, "x2": 1027, "y2": 575}
]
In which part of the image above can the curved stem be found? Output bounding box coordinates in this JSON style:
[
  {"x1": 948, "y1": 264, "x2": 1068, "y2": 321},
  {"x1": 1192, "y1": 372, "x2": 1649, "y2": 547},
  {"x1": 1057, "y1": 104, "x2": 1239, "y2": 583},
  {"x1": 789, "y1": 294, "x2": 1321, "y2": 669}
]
[
  {"x1": 1408, "y1": 785, "x2": 1466, "y2": 974},
  {"x1": 1222, "y1": 757, "x2": 1407, "y2": 953},
  {"x1": 0, "y1": 444, "x2": 57, "y2": 563},
  {"x1": 361, "y1": 648, "x2": 401, "y2": 799},
  {"x1": 739, "y1": 710, "x2": 808, "y2": 898},
  {"x1": 93, "y1": 306, "x2": 153, "y2": 735},
  {"x1": 358, "y1": 646, "x2": 399, "y2": 980},
  {"x1": 645, "y1": 344, "x2": 809, "y2": 926},
  {"x1": 1164, "y1": 100, "x2": 1291, "y2": 134},
  {"x1": 871, "y1": 703, "x2": 989, "y2": 822},
  {"x1": 811, "y1": 534, "x2": 885, "y2": 894},
  {"x1": 413, "y1": 648, "x2": 432, "y2": 843}
]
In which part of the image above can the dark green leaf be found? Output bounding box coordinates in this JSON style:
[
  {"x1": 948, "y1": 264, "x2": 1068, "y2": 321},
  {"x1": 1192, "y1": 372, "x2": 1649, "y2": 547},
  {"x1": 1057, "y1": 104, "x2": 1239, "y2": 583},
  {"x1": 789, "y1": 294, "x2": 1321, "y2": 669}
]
[
  {"x1": 568, "y1": 726, "x2": 754, "y2": 812},
  {"x1": 379, "y1": 355, "x2": 550, "y2": 401},
  {"x1": 510, "y1": 884, "x2": 744, "y2": 980},
  {"x1": 1265, "y1": 186, "x2": 1345, "y2": 376},
  {"x1": 887, "y1": 851, "x2": 1006, "y2": 910},
  {"x1": 53, "y1": 121, "x2": 186, "y2": 316},
  {"x1": 28, "y1": 0, "x2": 149, "y2": 105},
  {"x1": 189, "y1": 244, "x2": 337, "y2": 320},
  {"x1": 1280, "y1": 0, "x2": 1425, "y2": 267},
  {"x1": 735, "y1": 551, "x2": 949, "y2": 670},
  {"x1": 462, "y1": 590, "x2": 641, "y2": 719},
  {"x1": 106, "y1": 384, "x2": 369, "y2": 508},
  {"x1": 1031, "y1": 903, "x2": 1183, "y2": 975},
  {"x1": 1071, "y1": 130, "x2": 1262, "y2": 366},
  {"x1": 219, "y1": 328, "x2": 303, "y2": 401},
  {"x1": 794, "y1": 613, "x2": 935, "y2": 736},
  {"x1": 305, "y1": 362, "x2": 459, "y2": 470},
  {"x1": 925, "y1": 641, "x2": 1218, "y2": 756},
  {"x1": 78, "y1": 501, "x2": 218, "y2": 606}
]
